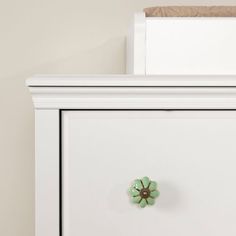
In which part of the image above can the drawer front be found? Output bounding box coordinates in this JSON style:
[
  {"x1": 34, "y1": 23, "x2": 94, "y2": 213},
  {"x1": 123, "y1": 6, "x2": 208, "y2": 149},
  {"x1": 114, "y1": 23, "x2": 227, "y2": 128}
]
[{"x1": 62, "y1": 110, "x2": 236, "y2": 236}]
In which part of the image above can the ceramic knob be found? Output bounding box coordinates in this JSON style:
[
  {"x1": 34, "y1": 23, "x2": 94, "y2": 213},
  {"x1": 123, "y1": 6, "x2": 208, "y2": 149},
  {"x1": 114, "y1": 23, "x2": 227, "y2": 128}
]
[{"x1": 129, "y1": 176, "x2": 160, "y2": 208}]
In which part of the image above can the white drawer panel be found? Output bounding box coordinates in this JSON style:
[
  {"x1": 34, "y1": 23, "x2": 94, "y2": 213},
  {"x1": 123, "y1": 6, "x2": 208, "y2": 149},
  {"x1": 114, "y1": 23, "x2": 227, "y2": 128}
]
[{"x1": 62, "y1": 110, "x2": 236, "y2": 236}]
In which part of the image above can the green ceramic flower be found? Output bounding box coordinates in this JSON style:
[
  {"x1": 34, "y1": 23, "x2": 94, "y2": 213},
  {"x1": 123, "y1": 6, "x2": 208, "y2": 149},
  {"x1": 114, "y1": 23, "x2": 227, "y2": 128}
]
[{"x1": 129, "y1": 176, "x2": 160, "y2": 208}]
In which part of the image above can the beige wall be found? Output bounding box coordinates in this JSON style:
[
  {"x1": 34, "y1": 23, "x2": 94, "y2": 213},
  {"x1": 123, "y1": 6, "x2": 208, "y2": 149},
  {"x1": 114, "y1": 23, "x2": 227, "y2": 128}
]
[{"x1": 1, "y1": 0, "x2": 236, "y2": 235}]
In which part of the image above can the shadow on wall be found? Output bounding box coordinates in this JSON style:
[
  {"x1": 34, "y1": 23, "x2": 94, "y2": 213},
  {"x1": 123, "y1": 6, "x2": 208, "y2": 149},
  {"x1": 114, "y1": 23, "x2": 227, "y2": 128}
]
[
  {"x1": 33, "y1": 36, "x2": 126, "y2": 75},
  {"x1": 0, "y1": 36, "x2": 126, "y2": 236}
]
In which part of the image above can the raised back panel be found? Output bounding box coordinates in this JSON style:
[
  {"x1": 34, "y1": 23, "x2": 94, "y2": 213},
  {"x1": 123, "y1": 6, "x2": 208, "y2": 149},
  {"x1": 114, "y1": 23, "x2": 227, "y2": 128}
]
[
  {"x1": 146, "y1": 18, "x2": 236, "y2": 75},
  {"x1": 128, "y1": 14, "x2": 236, "y2": 75}
]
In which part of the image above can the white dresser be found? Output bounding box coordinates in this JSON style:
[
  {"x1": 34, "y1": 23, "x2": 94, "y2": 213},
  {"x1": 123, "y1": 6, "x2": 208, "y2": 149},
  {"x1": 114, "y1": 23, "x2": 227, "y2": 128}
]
[{"x1": 27, "y1": 75, "x2": 236, "y2": 236}]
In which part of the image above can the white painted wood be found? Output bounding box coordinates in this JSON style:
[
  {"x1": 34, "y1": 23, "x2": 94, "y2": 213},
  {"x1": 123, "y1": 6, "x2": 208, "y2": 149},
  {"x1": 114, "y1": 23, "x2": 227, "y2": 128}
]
[
  {"x1": 126, "y1": 12, "x2": 146, "y2": 74},
  {"x1": 63, "y1": 110, "x2": 236, "y2": 236},
  {"x1": 29, "y1": 86, "x2": 236, "y2": 109},
  {"x1": 35, "y1": 110, "x2": 59, "y2": 236},
  {"x1": 27, "y1": 75, "x2": 236, "y2": 109},
  {"x1": 27, "y1": 75, "x2": 236, "y2": 236},
  {"x1": 127, "y1": 13, "x2": 236, "y2": 75},
  {"x1": 26, "y1": 74, "x2": 236, "y2": 87},
  {"x1": 145, "y1": 18, "x2": 236, "y2": 75}
]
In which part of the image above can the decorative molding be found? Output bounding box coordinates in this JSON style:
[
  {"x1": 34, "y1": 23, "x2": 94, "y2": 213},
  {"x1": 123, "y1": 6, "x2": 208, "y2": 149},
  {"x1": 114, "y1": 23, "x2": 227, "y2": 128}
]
[
  {"x1": 26, "y1": 75, "x2": 236, "y2": 87},
  {"x1": 28, "y1": 86, "x2": 236, "y2": 109},
  {"x1": 27, "y1": 75, "x2": 236, "y2": 109}
]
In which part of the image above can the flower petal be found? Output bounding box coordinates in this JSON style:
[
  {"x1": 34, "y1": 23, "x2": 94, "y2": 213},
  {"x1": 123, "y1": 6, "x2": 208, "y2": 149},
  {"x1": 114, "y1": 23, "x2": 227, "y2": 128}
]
[
  {"x1": 139, "y1": 199, "x2": 147, "y2": 208},
  {"x1": 129, "y1": 188, "x2": 140, "y2": 197},
  {"x1": 133, "y1": 179, "x2": 143, "y2": 190},
  {"x1": 150, "y1": 190, "x2": 160, "y2": 198},
  {"x1": 132, "y1": 196, "x2": 142, "y2": 203},
  {"x1": 147, "y1": 197, "x2": 155, "y2": 205},
  {"x1": 142, "y1": 176, "x2": 150, "y2": 188},
  {"x1": 149, "y1": 181, "x2": 157, "y2": 191}
]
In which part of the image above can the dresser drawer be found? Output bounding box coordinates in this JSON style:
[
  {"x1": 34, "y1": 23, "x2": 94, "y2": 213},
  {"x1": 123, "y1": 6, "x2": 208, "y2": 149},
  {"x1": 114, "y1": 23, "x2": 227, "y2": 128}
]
[{"x1": 62, "y1": 110, "x2": 236, "y2": 236}]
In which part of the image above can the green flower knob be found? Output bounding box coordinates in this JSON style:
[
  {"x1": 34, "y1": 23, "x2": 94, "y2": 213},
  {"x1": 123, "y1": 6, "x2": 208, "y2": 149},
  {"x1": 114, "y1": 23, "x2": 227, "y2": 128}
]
[{"x1": 129, "y1": 176, "x2": 160, "y2": 208}]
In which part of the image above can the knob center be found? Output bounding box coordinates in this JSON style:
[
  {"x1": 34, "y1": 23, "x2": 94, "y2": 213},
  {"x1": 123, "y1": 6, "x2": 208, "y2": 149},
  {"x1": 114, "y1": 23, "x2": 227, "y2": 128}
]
[{"x1": 140, "y1": 188, "x2": 150, "y2": 199}]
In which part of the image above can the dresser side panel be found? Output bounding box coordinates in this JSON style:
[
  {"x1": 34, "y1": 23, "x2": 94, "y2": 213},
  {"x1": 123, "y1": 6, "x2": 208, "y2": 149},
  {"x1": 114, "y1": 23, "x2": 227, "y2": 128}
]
[{"x1": 35, "y1": 109, "x2": 60, "y2": 236}]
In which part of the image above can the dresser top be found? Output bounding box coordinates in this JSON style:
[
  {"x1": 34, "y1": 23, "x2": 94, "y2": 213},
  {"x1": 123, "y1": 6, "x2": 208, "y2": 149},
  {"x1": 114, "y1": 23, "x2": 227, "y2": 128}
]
[{"x1": 26, "y1": 74, "x2": 236, "y2": 87}]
